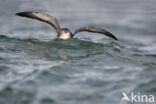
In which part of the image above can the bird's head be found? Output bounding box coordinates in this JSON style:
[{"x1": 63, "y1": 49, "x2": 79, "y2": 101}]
[{"x1": 59, "y1": 28, "x2": 72, "y2": 40}]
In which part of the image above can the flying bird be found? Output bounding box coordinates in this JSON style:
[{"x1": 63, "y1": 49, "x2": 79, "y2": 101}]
[{"x1": 16, "y1": 11, "x2": 118, "y2": 40}]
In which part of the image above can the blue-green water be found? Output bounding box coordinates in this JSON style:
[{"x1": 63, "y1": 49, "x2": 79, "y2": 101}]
[{"x1": 0, "y1": 0, "x2": 156, "y2": 104}]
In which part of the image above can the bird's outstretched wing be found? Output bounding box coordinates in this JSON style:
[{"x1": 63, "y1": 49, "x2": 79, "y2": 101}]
[
  {"x1": 73, "y1": 27, "x2": 118, "y2": 40},
  {"x1": 16, "y1": 11, "x2": 61, "y2": 35}
]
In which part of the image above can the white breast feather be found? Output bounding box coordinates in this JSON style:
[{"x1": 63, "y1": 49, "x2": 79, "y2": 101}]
[{"x1": 59, "y1": 33, "x2": 71, "y2": 40}]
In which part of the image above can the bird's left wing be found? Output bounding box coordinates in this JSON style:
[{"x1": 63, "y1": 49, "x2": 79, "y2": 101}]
[{"x1": 73, "y1": 27, "x2": 118, "y2": 40}]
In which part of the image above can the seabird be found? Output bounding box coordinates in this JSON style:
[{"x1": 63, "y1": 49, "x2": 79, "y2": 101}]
[{"x1": 16, "y1": 11, "x2": 118, "y2": 40}]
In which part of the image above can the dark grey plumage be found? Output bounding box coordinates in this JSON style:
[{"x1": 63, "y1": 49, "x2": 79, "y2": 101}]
[
  {"x1": 73, "y1": 27, "x2": 118, "y2": 40},
  {"x1": 16, "y1": 12, "x2": 61, "y2": 35},
  {"x1": 16, "y1": 11, "x2": 118, "y2": 40}
]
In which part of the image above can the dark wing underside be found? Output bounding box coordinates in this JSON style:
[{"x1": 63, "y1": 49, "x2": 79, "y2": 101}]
[
  {"x1": 16, "y1": 11, "x2": 61, "y2": 35},
  {"x1": 73, "y1": 27, "x2": 118, "y2": 40}
]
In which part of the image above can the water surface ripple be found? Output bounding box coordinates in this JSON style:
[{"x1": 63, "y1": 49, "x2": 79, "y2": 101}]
[{"x1": 0, "y1": 0, "x2": 156, "y2": 104}]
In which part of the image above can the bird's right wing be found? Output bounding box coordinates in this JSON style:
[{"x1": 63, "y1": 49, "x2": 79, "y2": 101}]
[{"x1": 16, "y1": 11, "x2": 61, "y2": 35}]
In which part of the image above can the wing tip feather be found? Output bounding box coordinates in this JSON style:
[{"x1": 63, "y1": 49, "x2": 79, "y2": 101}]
[
  {"x1": 112, "y1": 35, "x2": 118, "y2": 40},
  {"x1": 15, "y1": 11, "x2": 35, "y2": 16}
]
